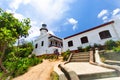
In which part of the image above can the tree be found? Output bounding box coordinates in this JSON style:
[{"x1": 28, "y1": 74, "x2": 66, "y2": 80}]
[
  {"x1": 105, "y1": 40, "x2": 117, "y2": 50},
  {"x1": 0, "y1": 8, "x2": 31, "y2": 77}
]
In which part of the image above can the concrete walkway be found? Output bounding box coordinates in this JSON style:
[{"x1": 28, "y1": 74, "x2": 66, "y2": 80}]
[
  {"x1": 65, "y1": 62, "x2": 115, "y2": 75},
  {"x1": 64, "y1": 62, "x2": 120, "y2": 80}
]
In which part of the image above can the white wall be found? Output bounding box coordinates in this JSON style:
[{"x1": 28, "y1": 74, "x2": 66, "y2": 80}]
[
  {"x1": 63, "y1": 20, "x2": 120, "y2": 52},
  {"x1": 112, "y1": 19, "x2": 120, "y2": 39},
  {"x1": 33, "y1": 33, "x2": 63, "y2": 56},
  {"x1": 32, "y1": 34, "x2": 49, "y2": 56},
  {"x1": 48, "y1": 46, "x2": 62, "y2": 54}
]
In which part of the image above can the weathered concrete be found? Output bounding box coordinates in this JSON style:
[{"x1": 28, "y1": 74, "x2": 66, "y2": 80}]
[
  {"x1": 65, "y1": 62, "x2": 115, "y2": 75},
  {"x1": 53, "y1": 62, "x2": 67, "y2": 80},
  {"x1": 65, "y1": 62, "x2": 120, "y2": 79},
  {"x1": 59, "y1": 64, "x2": 79, "y2": 80}
]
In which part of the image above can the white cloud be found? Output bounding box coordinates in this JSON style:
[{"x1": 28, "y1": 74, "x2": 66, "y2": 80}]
[
  {"x1": 72, "y1": 25, "x2": 77, "y2": 30},
  {"x1": 97, "y1": 9, "x2": 108, "y2": 18},
  {"x1": 48, "y1": 31, "x2": 55, "y2": 35},
  {"x1": 7, "y1": 0, "x2": 75, "y2": 40},
  {"x1": 14, "y1": 12, "x2": 25, "y2": 20},
  {"x1": 9, "y1": 0, "x2": 31, "y2": 11},
  {"x1": 112, "y1": 8, "x2": 120, "y2": 16},
  {"x1": 67, "y1": 18, "x2": 78, "y2": 30},
  {"x1": 102, "y1": 16, "x2": 108, "y2": 21},
  {"x1": 29, "y1": 0, "x2": 74, "y2": 25},
  {"x1": 6, "y1": 9, "x2": 25, "y2": 20},
  {"x1": 98, "y1": 8, "x2": 120, "y2": 22},
  {"x1": 68, "y1": 18, "x2": 78, "y2": 25},
  {"x1": 28, "y1": 26, "x2": 40, "y2": 40},
  {"x1": 9, "y1": 0, "x2": 22, "y2": 11}
]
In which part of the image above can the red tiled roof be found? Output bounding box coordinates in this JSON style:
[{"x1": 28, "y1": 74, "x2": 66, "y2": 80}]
[{"x1": 64, "y1": 21, "x2": 114, "y2": 39}]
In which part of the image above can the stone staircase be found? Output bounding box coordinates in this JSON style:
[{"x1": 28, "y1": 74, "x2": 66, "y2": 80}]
[{"x1": 70, "y1": 52, "x2": 90, "y2": 62}]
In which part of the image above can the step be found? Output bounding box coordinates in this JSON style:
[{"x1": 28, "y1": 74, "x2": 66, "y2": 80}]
[
  {"x1": 70, "y1": 59, "x2": 89, "y2": 62},
  {"x1": 73, "y1": 53, "x2": 89, "y2": 55},
  {"x1": 72, "y1": 53, "x2": 89, "y2": 56},
  {"x1": 77, "y1": 52, "x2": 89, "y2": 54},
  {"x1": 72, "y1": 56, "x2": 89, "y2": 58},
  {"x1": 79, "y1": 71, "x2": 119, "y2": 80}
]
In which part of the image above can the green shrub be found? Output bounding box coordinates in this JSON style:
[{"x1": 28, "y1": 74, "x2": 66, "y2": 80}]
[
  {"x1": 2, "y1": 42, "x2": 42, "y2": 78},
  {"x1": 84, "y1": 45, "x2": 91, "y2": 52},
  {"x1": 104, "y1": 40, "x2": 117, "y2": 50},
  {"x1": 77, "y1": 46, "x2": 84, "y2": 52},
  {"x1": 116, "y1": 40, "x2": 120, "y2": 46},
  {"x1": 50, "y1": 71, "x2": 59, "y2": 80},
  {"x1": 4, "y1": 57, "x2": 42, "y2": 77},
  {"x1": 61, "y1": 50, "x2": 71, "y2": 61},
  {"x1": 39, "y1": 54, "x2": 58, "y2": 60},
  {"x1": 113, "y1": 46, "x2": 120, "y2": 53}
]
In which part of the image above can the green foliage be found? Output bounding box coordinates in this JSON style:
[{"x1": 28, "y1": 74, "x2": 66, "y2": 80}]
[
  {"x1": 113, "y1": 46, "x2": 120, "y2": 53},
  {"x1": 77, "y1": 46, "x2": 84, "y2": 52},
  {"x1": 78, "y1": 45, "x2": 91, "y2": 52},
  {"x1": 104, "y1": 40, "x2": 117, "y2": 50},
  {"x1": 0, "y1": 8, "x2": 31, "y2": 46},
  {"x1": 0, "y1": 8, "x2": 31, "y2": 78},
  {"x1": 16, "y1": 42, "x2": 33, "y2": 57},
  {"x1": 50, "y1": 71, "x2": 59, "y2": 80},
  {"x1": 116, "y1": 40, "x2": 120, "y2": 46},
  {"x1": 84, "y1": 45, "x2": 92, "y2": 52},
  {"x1": 39, "y1": 54, "x2": 58, "y2": 60},
  {"x1": 61, "y1": 50, "x2": 71, "y2": 61},
  {"x1": 2, "y1": 42, "x2": 42, "y2": 78}
]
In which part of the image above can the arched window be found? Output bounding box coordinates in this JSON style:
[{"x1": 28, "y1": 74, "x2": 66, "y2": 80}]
[
  {"x1": 99, "y1": 30, "x2": 111, "y2": 39},
  {"x1": 81, "y1": 36, "x2": 89, "y2": 44},
  {"x1": 68, "y1": 40, "x2": 73, "y2": 47}
]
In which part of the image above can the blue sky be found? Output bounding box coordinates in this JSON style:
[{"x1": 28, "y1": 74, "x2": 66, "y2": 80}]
[{"x1": 1, "y1": 0, "x2": 120, "y2": 41}]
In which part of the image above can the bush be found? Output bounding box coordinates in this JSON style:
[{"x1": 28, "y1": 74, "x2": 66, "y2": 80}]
[
  {"x1": 116, "y1": 40, "x2": 120, "y2": 46},
  {"x1": 39, "y1": 54, "x2": 58, "y2": 60},
  {"x1": 78, "y1": 45, "x2": 91, "y2": 52},
  {"x1": 104, "y1": 40, "x2": 117, "y2": 50},
  {"x1": 77, "y1": 46, "x2": 84, "y2": 52},
  {"x1": 61, "y1": 50, "x2": 71, "y2": 61},
  {"x1": 84, "y1": 45, "x2": 92, "y2": 52},
  {"x1": 113, "y1": 46, "x2": 120, "y2": 53},
  {"x1": 2, "y1": 42, "x2": 42, "y2": 78},
  {"x1": 50, "y1": 71, "x2": 59, "y2": 80},
  {"x1": 3, "y1": 56, "x2": 42, "y2": 77}
]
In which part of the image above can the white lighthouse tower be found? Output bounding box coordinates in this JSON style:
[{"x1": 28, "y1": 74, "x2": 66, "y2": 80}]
[{"x1": 40, "y1": 24, "x2": 48, "y2": 35}]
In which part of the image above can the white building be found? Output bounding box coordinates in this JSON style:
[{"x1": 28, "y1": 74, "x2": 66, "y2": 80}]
[
  {"x1": 33, "y1": 19, "x2": 120, "y2": 55},
  {"x1": 63, "y1": 19, "x2": 120, "y2": 52},
  {"x1": 32, "y1": 24, "x2": 62, "y2": 56}
]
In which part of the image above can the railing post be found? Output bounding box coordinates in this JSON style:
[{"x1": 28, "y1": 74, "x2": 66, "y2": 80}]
[
  {"x1": 95, "y1": 48, "x2": 102, "y2": 64},
  {"x1": 89, "y1": 48, "x2": 94, "y2": 63}
]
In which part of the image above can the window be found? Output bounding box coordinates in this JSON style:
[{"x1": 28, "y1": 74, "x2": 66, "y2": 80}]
[
  {"x1": 81, "y1": 36, "x2": 89, "y2": 44},
  {"x1": 35, "y1": 43, "x2": 38, "y2": 48},
  {"x1": 68, "y1": 41, "x2": 73, "y2": 47},
  {"x1": 55, "y1": 42, "x2": 57, "y2": 46},
  {"x1": 41, "y1": 41, "x2": 44, "y2": 46},
  {"x1": 99, "y1": 30, "x2": 112, "y2": 39},
  {"x1": 50, "y1": 41, "x2": 52, "y2": 45}
]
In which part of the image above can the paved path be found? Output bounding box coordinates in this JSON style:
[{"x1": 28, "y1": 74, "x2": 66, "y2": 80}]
[
  {"x1": 13, "y1": 60, "x2": 61, "y2": 80},
  {"x1": 65, "y1": 62, "x2": 120, "y2": 80},
  {"x1": 65, "y1": 62, "x2": 115, "y2": 75}
]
